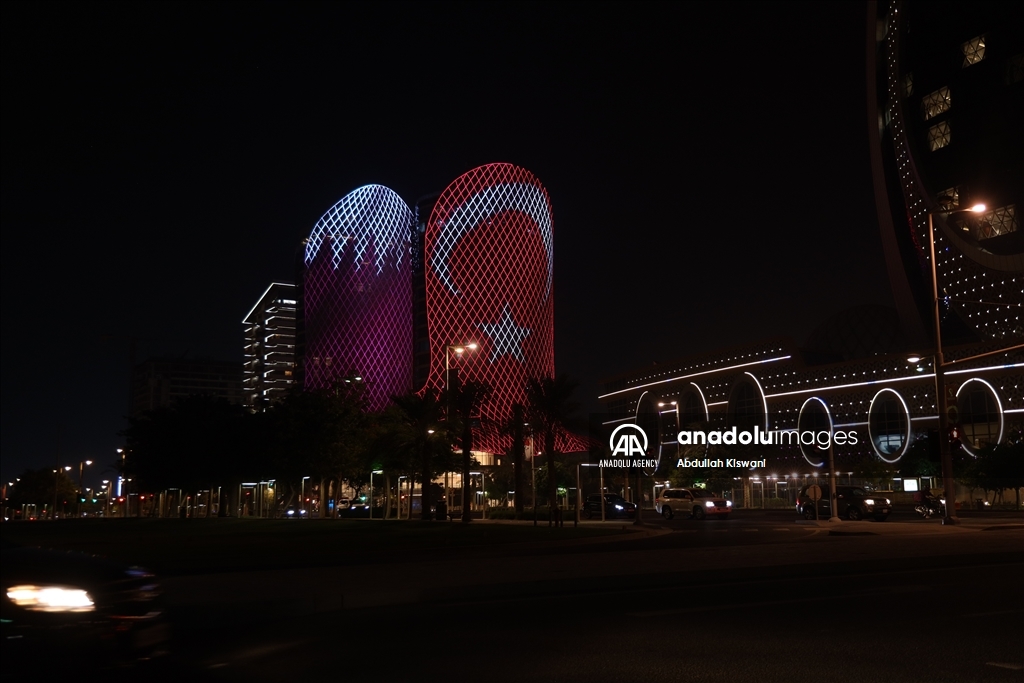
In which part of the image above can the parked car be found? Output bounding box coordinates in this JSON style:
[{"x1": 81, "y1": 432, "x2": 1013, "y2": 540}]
[
  {"x1": 655, "y1": 488, "x2": 732, "y2": 520},
  {"x1": 796, "y1": 485, "x2": 891, "y2": 521},
  {"x1": 1, "y1": 538, "x2": 168, "y2": 672},
  {"x1": 582, "y1": 494, "x2": 637, "y2": 519}
]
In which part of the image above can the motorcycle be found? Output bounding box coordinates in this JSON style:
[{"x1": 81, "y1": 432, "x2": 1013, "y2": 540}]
[{"x1": 914, "y1": 497, "x2": 944, "y2": 518}]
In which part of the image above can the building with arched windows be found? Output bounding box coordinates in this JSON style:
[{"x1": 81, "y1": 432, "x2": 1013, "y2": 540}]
[{"x1": 598, "y1": 2, "x2": 1023, "y2": 506}]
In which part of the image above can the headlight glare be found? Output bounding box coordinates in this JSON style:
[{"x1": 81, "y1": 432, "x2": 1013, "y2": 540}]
[
  {"x1": 705, "y1": 501, "x2": 714, "y2": 508},
  {"x1": 7, "y1": 585, "x2": 95, "y2": 612}
]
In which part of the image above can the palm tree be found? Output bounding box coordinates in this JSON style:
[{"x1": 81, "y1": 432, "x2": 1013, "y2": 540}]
[
  {"x1": 448, "y1": 380, "x2": 492, "y2": 523},
  {"x1": 526, "y1": 375, "x2": 581, "y2": 527},
  {"x1": 387, "y1": 389, "x2": 450, "y2": 520}
]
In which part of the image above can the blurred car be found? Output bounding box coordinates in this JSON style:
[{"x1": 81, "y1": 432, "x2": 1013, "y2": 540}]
[
  {"x1": 283, "y1": 505, "x2": 307, "y2": 518},
  {"x1": 796, "y1": 485, "x2": 891, "y2": 521},
  {"x1": 655, "y1": 488, "x2": 731, "y2": 520},
  {"x1": 582, "y1": 493, "x2": 637, "y2": 519},
  {"x1": 1, "y1": 538, "x2": 168, "y2": 671}
]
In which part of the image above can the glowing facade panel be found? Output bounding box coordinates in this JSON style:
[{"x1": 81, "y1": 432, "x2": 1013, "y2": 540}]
[
  {"x1": 424, "y1": 163, "x2": 555, "y2": 451},
  {"x1": 303, "y1": 185, "x2": 414, "y2": 411}
]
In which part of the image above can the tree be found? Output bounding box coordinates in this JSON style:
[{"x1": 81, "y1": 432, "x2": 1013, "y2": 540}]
[
  {"x1": 448, "y1": 380, "x2": 492, "y2": 523},
  {"x1": 388, "y1": 389, "x2": 455, "y2": 520},
  {"x1": 7, "y1": 467, "x2": 77, "y2": 517},
  {"x1": 526, "y1": 375, "x2": 581, "y2": 527},
  {"x1": 262, "y1": 381, "x2": 369, "y2": 517},
  {"x1": 500, "y1": 403, "x2": 527, "y2": 514}
]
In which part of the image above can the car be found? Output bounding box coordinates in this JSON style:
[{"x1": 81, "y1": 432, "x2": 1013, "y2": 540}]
[
  {"x1": 1, "y1": 538, "x2": 168, "y2": 672},
  {"x1": 796, "y1": 485, "x2": 891, "y2": 521},
  {"x1": 655, "y1": 488, "x2": 732, "y2": 520},
  {"x1": 582, "y1": 493, "x2": 637, "y2": 519}
]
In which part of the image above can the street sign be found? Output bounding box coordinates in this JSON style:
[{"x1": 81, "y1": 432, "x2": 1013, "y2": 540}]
[{"x1": 806, "y1": 485, "x2": 822, "y2": 501}]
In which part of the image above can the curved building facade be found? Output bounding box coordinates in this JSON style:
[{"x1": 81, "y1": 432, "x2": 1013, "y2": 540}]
[
  {"x1": 868, "y1": 1, "x2": 1024, "y2": 345},
  {"x1": 302, "y1": 185, "x2": 414, "y2": 411},
  {"x1": 423, "y1": 163, "x2": 555, "y2": 448}
]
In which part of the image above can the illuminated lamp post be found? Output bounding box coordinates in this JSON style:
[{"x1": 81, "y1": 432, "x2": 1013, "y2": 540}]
[
  {"x1": 918, "y1": 202, "x2": 1024, "y2": 525},
  {"x1": 445, "y1": 343, "x2": 477, "y2": 521},
  {"x1": 444, "y1": 343, "x2": 478, "y2": 416},
  {"x1": 77, "y1": 460, "x2": 92, "y2": 517}
]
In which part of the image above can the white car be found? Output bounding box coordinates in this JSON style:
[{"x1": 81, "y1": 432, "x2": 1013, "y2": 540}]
[{"x1": 656, "y1": 488, "x2": 732, "y2": 520}]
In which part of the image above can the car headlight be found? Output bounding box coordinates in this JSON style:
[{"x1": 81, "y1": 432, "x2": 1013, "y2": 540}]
[
  {"x1": 705, "y1": 501, "x2": 714, "y2": 508},
  {"x1": 614, "y1": 504, "x2": 624, "y2": 510},
  {"x1": 885, "y1": 498, "x2": 891, "y2": 505},
  {"x1": 726, "y1": 501, "x2": 732, "y2": 507},
  {"x1": 864, "y1": 499, "x2": 875, "y2": 506},
  {"x1": 7, "y1": 585, "x2": 95, "y2": 613}
]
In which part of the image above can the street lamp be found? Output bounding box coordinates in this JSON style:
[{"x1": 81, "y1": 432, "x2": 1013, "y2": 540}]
[
  {"x1": 300, "y1": 476, "x2": 311, "y2": 519},
  {"x1": 924, "y1": 201, "x2": 1000, "y2": 525},
  {"x1": 444, "y1": 342, "x2": 478, "y2": 415},
  {"x1": 77, "y1": 460, "x2": 93, "y2": 517}
]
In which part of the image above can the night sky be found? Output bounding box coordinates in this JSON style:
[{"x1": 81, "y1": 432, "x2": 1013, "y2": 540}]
[{"x1": 1, "y1": 1, "x2": 891, "y2": 484}]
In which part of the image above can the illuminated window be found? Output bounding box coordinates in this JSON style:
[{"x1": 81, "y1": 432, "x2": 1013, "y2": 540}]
[
  {"x1": 957, "y1": 380, "x2": 1002, "y2": 455},
  {"x1": 961, "y1": 205, "x2": 1020, "y2": 241},
  {"x1": 921, "y1": 87, "x2": 950, "y2": 120},
  {"x1": 868, "y1": 389, "x2": 910, "y2": 462},
  {"x1": 902, "y1": 72, "x2": 913, "y2": 97},
  {"x1": 961, "y1": 36, "x2": 986, "y2": 67},
  {"x1": 927, "y1": 121, "x2": 951, "y2": 151}
]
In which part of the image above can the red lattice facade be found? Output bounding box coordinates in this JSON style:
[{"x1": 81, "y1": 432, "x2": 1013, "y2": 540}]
[
  {"x1": 424, "y1": 164, "x2": 556, "y2": 452},
  {"x1": 303, "y1": 185, "x2": 414, "y2": 411}
]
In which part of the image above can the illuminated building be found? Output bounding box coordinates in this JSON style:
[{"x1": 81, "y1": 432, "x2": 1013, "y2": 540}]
[
  {"x1": 599, "y1": 3, "x2": 1023, "y2": 502},
  {"x1": 422, "y1": 163, "x2": 556, "y2": 454},
  {"x1": 243, "y1": 282, "x2": 297, "y2": 410},
  {"x1": 868, "y1": 1, "x2": 1023, "y2": 345},
  {"x1": 301, "y1": 184, "x2": 414, "y2": 411},
  {"x1": 601, "y1": 334, "x2": 1020, "y2": 475}
]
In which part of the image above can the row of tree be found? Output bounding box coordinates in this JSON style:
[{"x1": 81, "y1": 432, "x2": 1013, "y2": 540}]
[{"x1": 105, "y1": 374, "x2": 584, "y2": 521}]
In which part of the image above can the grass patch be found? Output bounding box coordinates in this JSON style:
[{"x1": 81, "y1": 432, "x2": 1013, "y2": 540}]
[{"x1": 0, "y1": 518, "x2": 623, "y2": 575}]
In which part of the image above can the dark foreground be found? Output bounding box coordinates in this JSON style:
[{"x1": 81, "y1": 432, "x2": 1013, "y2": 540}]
[{"x1": 4, "y1": 514, "x2": 1022, "y2": 682}]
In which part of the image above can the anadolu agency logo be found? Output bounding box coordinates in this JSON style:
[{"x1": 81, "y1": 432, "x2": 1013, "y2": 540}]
[{"x1": 602, "y1": 424, "x2": 659, "y2": 471}]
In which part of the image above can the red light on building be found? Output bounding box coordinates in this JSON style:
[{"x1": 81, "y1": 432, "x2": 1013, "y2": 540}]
[{"x1": 423, "y1": 164, "x2": 555, "y2": 452}]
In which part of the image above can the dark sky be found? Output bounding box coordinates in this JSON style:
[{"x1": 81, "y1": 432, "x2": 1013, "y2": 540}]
[{"x1": 1, "y1": 1, "x2": 891, "y2": 484}]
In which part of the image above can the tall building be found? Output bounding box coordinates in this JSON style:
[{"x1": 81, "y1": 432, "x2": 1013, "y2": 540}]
[
  {"x1": 243, "y1": 282, "x2": 297, "y2": 410},
  {"x1": 130, "y1": 357, "x2": 244, "y2": 417},
  {"x1": 422, "y1": 163, "x2": 556, "y2": 452},
  {"x1": 301, "y1": 185, "x2": 415, "y2": 411},
  {"x1": 868, "y1": 1, "x2": 1023, "y2": 347}
]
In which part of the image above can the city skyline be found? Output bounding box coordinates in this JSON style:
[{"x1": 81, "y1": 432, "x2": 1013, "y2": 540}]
[{"x1": 2, "y1": 2, "x2": 891, "y2": 481}]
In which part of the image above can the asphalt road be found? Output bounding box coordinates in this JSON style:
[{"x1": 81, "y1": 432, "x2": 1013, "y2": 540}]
[{"x1": 146, "y1": 515, "x2": 1023, "y2": 682}]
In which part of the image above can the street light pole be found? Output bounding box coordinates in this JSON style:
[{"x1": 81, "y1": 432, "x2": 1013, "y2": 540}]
[{"x1": 926, "y1": 203, "x2": 986, "y2": 525}]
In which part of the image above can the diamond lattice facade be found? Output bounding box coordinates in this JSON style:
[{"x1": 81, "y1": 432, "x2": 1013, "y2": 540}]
[
  {"x1": 423, "y1": 163, "x2": 556, "y2": 451},
  {"x1": 302, "y1": 185, "x2": 414, "y2": 411}
]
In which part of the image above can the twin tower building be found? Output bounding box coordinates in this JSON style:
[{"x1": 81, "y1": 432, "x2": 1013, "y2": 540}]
[{"x1": 294, "y1": 163, "x2": 555, "y2": 453}]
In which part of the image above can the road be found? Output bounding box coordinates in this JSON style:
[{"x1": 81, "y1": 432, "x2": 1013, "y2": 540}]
[{"x1": 147, "y1": 513, "x2": 1023, "y2": 682}]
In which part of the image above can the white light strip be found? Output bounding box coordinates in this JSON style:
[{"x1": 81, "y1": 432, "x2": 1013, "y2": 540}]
[
  {"x1": 242, "y1": 282, "x2": 294, "y2": 324},
  {"x1": 946, "y1": 362, "x2": 1023, "y2": 375},
  {"x1": 1006, "y1": 408, "x2": 1024, "y2": 414},
  {"x1": 598, "y1": 355, "x2": 791, "y2": 399},
  {"x1": 765, "y1": 373, "x2": 934, "y2": 398}
]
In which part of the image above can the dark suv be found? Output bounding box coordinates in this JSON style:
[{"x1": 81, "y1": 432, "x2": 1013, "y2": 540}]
[
  {"x1": 796, "y1": 485, "x2": 891, "y2": 521},
  {"x1": 582, "y1": 494, "x2": 637, "y2": 519}
]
